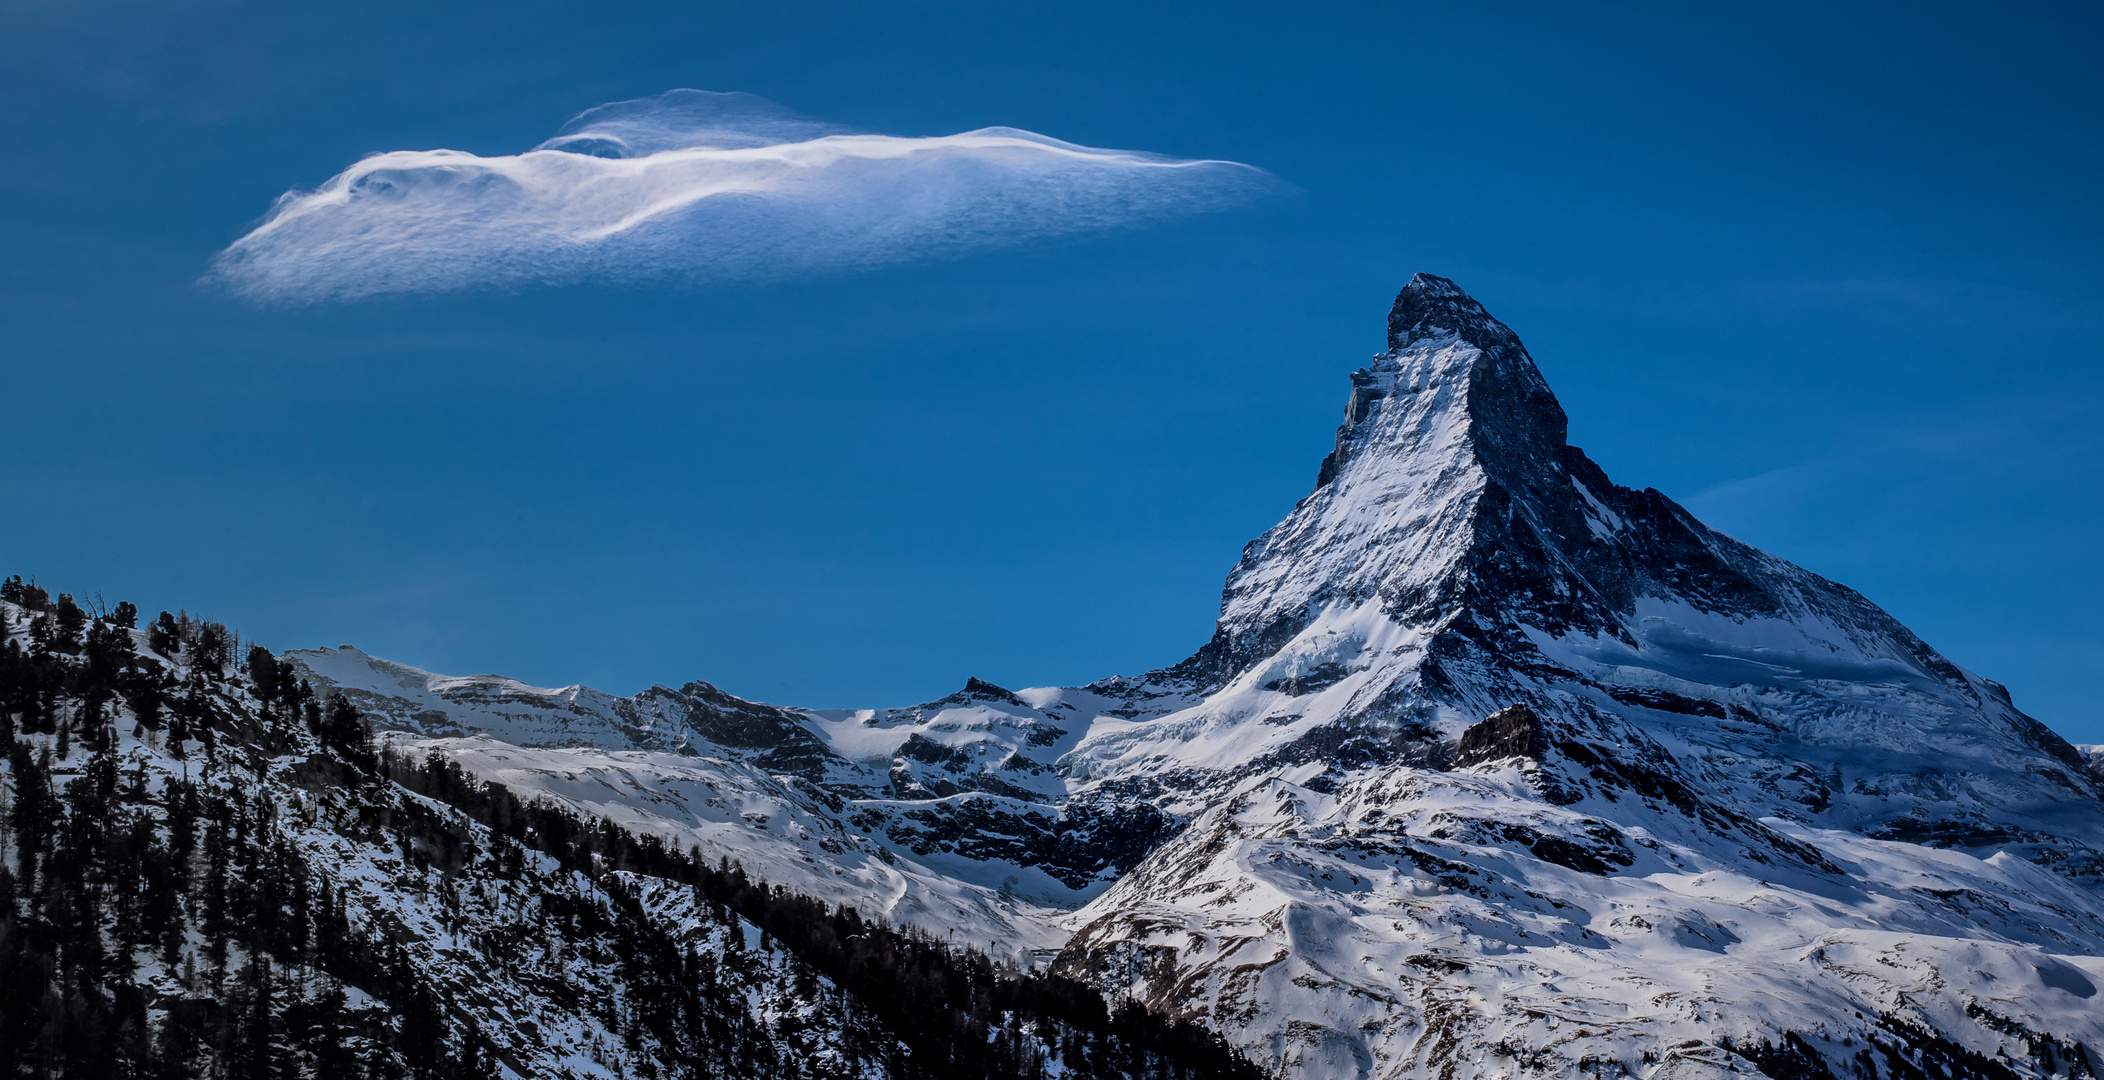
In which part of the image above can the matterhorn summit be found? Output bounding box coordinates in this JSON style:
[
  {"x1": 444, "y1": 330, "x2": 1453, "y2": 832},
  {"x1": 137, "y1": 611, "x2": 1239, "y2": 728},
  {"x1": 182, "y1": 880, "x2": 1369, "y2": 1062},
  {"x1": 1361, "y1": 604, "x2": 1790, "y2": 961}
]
[
  {"x1": 1064, "y1": 276, "x2": 2098, "y2": 835},
  {"x1": 280, "y1": 275, "x2": 2104, "y2": 1080},
  {"x1": 1053, "y1": 274, "x2": 2104, "y2": 1078}
]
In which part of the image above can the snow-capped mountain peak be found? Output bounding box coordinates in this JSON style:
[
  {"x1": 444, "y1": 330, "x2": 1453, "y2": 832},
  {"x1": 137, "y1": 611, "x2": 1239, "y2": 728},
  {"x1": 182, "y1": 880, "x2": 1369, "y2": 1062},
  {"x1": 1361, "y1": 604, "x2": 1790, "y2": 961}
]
[
  {"x1": 1182, "y1": 272, "x2": 1563, "y2": 693},
  {"x1": 1135, "y1": 276, "x2": 2093, "y2": 821},
  {"x1": 1050, "y1": 275, "x2": 2103, "y2": 1077},
  {"x1": 273, "y1": 275, "x2": 2104, "y2": 1080}
]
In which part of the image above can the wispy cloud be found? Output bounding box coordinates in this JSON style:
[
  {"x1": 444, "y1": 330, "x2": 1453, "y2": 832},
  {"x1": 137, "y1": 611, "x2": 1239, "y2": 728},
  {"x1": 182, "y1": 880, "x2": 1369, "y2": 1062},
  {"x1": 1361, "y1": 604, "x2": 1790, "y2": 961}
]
[{"x1": 210, "y1": 90, "x2": 1278, "y2": 303}]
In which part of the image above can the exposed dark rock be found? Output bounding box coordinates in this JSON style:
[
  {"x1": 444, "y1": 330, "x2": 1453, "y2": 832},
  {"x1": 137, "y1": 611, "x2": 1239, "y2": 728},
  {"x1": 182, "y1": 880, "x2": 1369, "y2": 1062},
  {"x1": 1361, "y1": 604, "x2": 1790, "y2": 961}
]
[
  {"x1": 1483, "y1": 821, "x2": 1634, "y2": 875},
  {"x1": 651, "y1": 680, "x2": 844, "y2": 781},
  {"x1": 2006, "y1": 708, "x2": 2092, "y2": 772},
  {"x1": 1870, "y1": 818, "x2": 2028, "y2": 849},
  {"x1": 876, "y1": 799, "x2": 1182, "y2": 890},
  {"x1": 924, "y1": 676, "x2": 1032, "y2": 708},
  {"x1": 1261, "y1": 661, "x2": 1352, "y2": 696},
  {"x1": 1606, "y1": 687, "x2": 1726, "y2": 719},
  {"x1": 1456, "y1": 704, "x2": 1548, "y2": 766},
  {"x1": 1023, "y1": 723, "x2": 1067, "y2": 747},
  {"x1": 898, "y1": 733, "x2": 971, "y2": 768},
  {"x1": 1526, "y1": 834, "x2": 1619, "y2": 875}
]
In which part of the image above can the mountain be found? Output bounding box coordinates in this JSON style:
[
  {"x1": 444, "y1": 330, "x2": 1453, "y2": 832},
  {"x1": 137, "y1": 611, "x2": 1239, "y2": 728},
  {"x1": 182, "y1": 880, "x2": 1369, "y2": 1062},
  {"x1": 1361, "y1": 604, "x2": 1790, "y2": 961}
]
[
  {"x1": 29, "y1": 274, "x2": 2095, "y2": 1080},
  {"x1": 1047, "y1": 275, "x2": 2104, "y2": 1078}
]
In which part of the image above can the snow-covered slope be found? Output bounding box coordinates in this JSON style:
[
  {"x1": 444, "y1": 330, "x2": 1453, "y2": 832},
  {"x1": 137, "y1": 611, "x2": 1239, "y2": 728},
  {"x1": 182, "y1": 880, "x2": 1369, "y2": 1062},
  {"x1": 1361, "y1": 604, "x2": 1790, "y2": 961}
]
[
  {"x1": 1051, "y1": 275, "x2": 2104, "y2": 1077},
  {"x1": 292, "y1": 275, "x2": 2104, "y2": 1080},
  {"x1": 384, "y1": 734, "x2": 1073, "y2": 959},
  {"x1": 288, "y1": 651, "x2": 1184, "y2": 951}
]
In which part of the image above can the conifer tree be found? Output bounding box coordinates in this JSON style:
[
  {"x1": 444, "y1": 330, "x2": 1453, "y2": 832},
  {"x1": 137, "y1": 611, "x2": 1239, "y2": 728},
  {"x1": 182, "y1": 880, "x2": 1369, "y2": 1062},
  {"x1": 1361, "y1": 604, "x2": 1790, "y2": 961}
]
[
  {"x1": 321, "y1": 693, "x2": 370, "y2": 762},
  {"x1": 246, "y1": 645, "x2": 279, "y2": 703},
  {"x1": 194, "y1": 624, "x2": 225, "y2": 678},
  {"x1": 53, "y1": 593, "x2": 86, "y2": 653},
  {"x1": 149, "y1": 612, "x2": 179, "y2": 656}
]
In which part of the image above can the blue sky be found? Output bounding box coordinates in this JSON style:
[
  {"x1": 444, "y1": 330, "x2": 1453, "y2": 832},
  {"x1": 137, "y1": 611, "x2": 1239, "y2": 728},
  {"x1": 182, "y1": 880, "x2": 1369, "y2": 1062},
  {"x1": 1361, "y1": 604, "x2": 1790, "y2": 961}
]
[{"x1": 3, "y1": 1, "x2": 2100, "y2": 739}]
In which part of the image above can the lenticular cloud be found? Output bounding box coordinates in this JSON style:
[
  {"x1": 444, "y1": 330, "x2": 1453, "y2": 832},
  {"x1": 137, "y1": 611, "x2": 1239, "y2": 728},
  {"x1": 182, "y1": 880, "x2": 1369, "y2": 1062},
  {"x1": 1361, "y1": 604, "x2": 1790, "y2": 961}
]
[{"x1": 211, "y1": 90, "x2": 1277, "y2": 303}]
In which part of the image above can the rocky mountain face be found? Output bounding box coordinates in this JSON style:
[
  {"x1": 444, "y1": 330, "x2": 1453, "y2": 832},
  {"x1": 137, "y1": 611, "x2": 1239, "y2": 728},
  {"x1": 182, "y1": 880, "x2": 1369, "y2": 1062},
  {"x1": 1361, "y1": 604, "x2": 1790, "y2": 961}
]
[
  {"x1": 282, "y1": 276, "x2": 2104, "y2": 1080},
  {"x1": 1053, "y1": 275, "x2": 2104, "y2": 1078}
]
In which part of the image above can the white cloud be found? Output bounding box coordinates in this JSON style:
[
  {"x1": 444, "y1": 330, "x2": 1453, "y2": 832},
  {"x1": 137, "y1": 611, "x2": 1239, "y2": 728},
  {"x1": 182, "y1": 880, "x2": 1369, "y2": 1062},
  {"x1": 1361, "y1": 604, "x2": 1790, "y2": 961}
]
[{"x1": 210, "y1": 90, "x2": 1277, "y2": 303}]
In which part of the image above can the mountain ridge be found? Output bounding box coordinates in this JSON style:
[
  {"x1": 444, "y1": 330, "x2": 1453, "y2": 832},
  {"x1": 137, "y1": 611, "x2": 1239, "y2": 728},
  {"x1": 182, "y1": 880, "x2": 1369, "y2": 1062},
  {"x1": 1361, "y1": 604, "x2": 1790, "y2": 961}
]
[{"x1": 275, "y1": 274, "x2": 2103, "y2": 1079}]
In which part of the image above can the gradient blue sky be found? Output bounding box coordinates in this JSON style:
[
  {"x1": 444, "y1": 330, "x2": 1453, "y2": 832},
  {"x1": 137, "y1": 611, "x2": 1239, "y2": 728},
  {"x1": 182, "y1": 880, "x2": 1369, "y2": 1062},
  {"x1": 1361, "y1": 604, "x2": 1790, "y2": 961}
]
[{"x1": 3, "y1": 1, "x2": 2100, "y2": 739}]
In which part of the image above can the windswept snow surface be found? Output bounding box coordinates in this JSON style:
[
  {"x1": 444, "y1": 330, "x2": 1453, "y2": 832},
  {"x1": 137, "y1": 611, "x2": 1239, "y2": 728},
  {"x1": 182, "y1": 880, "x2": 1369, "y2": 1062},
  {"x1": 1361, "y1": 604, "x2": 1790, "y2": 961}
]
[
  {"x1": 294, "y1": 275, "x2": 2104, "y2": 1079},
  {"x1": 384, "y1": 735, "x2": 1072, "y2": 959},
  {"x1": 292, "y1": 651, "x2": 1192, "y2": 954}
]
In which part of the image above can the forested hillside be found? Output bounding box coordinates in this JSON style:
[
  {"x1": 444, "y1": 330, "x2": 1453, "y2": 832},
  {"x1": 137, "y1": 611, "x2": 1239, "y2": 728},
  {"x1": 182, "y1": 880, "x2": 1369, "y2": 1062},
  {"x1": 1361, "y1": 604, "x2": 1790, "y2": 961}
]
[{"x1": 0, "y1": 577, "x2": 1256, "y2": 1080}]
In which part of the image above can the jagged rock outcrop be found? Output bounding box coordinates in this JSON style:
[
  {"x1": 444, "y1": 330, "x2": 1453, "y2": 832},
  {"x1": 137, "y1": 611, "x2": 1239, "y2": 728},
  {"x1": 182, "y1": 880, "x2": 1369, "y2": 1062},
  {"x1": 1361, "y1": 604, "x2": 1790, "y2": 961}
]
[{"x1": 1455, "y1": 704, "x2": 1547, "y2": 767}]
